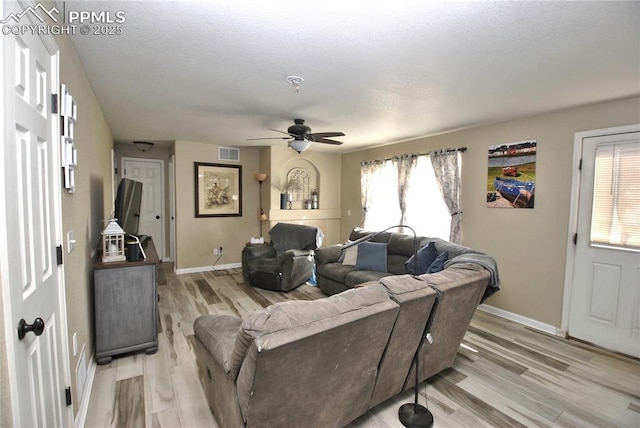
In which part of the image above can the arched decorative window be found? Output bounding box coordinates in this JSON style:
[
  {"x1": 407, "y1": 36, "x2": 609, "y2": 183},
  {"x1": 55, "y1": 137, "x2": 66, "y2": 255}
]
[{"x1": 287, "y1": 167, "x2": 310, "y2": 208}]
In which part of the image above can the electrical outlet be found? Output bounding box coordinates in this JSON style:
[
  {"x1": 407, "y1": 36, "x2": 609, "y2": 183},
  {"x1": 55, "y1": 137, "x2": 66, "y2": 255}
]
[{"x1": 213, "y1": 248, "x2": 219, "y2": 256}]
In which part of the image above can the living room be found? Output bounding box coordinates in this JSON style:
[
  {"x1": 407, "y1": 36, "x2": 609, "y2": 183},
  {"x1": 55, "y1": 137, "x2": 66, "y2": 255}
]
[{"x1": 1, "y1": 1, "x2": 639, "y2": 427}]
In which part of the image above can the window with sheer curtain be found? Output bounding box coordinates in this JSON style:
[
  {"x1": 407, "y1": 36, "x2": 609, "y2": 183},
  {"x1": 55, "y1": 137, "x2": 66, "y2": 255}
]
[
  {"x1": 590, "y1": 142, "x2": 640, "y2": 250},
  {"x1": 362, "y1": 160, "x2": 400, "y2": 232},
  {"x1": 362, "y1": 156, "x2": 451, "y2": 240}
]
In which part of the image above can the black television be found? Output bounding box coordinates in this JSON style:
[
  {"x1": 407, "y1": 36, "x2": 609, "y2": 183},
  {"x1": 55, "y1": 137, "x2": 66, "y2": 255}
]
[{"x1": 114, "y1": 178, "x2": 143, "y2": 236}]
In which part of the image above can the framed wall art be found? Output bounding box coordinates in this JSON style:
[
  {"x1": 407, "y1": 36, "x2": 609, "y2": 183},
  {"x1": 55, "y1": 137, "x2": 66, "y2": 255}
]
[
  {"x1": 60, "y1": 84, "x2": 77, "y2": 193},
  {"x1": 486, "y1": 139, "x2": 537, "y2": 208},
  {"x1": 195, "y1": 162, "x2": 242, "y2": 217}
]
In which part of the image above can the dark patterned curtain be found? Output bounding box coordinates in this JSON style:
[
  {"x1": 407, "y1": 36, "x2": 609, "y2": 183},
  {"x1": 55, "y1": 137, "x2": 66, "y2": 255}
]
[{"x1": 430, "y1": 150, "x2": 462, "y2": 243}]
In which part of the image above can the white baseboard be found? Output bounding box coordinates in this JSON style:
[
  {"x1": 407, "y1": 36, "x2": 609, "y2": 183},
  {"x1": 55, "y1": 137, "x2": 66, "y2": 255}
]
[
  {"x1": 478, "y1": 304, "x2": 561, "y2": 336},
  {"x1": 175, "y1": 262, "x2": 242, "y2": 275},
  {"x1": 74, "y1": 356, "x2": 96, "y2": 428}
]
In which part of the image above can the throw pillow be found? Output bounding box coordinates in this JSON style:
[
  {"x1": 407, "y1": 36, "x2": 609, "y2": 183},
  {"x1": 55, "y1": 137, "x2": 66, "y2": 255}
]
[
  {"x1": 427, "y1": 251, "x2": 449, "y2": 273},
  {"x1": 341, "y1": 245, "x2": 359, "y2": 266},
  {"x1": 355, "y1": 242, "x2": 388, "y2": 272},
  {"x1": 405, "y1": 241, "x2": 438, "y2": 275}
]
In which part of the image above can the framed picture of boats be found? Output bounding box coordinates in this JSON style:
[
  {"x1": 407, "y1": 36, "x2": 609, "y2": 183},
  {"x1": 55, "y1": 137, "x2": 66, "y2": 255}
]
[{"x1": 486, "y1": 139, "x2": 536, "y2": 208}]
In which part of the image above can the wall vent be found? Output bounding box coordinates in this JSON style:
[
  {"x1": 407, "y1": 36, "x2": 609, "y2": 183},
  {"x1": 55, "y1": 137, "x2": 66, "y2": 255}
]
[
  {"x1": 218, "y1": 147, "x2": 240, "y2": 162},
  {"x1": 75, "y1": 345, "x2": 87, "y2": 404}
]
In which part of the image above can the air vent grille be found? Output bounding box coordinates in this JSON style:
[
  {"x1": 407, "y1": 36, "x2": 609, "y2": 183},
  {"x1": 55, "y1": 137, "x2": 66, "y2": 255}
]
[{"x1": 218, "y1": 147, "x2": 240, "y2": 162}]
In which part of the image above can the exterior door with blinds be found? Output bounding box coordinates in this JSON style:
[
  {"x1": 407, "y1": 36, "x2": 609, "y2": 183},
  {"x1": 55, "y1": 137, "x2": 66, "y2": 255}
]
[{"x1": 568, "y1": 130, "x2": 640, "y2": 357}]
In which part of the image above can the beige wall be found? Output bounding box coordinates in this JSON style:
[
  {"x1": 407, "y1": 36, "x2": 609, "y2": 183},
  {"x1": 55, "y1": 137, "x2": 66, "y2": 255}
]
[
  {"x1": 341, "y1": 96, "x2": 640, "y2": 327},
  {"x1": 174, "y1": 140, "x2": 260, "y2": 270},
  {"x1": 55, "y1": 33, "x2": 114, "y2": 414},
  {"x1": 264, "y1": 146, "x2": 343, "y2": 245},
  {"x1": 173, "y1": 142, "x2": 344, "y2": 270}
]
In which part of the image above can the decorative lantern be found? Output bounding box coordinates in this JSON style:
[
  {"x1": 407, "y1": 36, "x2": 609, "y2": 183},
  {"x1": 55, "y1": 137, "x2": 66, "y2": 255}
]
[{"x1": 101, "y1": 218, "x2": 126, "y2": 263}]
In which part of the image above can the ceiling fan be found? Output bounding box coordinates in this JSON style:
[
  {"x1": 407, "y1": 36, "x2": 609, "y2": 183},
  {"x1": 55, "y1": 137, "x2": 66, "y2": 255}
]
[{"x1": 248, "y1": 119, "x2": 345, "y2": 153}]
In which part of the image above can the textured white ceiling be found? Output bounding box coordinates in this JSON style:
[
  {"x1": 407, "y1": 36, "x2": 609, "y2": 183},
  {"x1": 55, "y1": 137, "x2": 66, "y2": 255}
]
[{"x1": 66, "y1": 0, "x2": 640, "y2": 152}]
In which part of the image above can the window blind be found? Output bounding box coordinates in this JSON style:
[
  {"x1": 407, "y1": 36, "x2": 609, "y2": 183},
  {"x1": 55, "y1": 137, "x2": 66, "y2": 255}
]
[{"x1": 590, "y1": 142, "x2": 640, "y2": 250}]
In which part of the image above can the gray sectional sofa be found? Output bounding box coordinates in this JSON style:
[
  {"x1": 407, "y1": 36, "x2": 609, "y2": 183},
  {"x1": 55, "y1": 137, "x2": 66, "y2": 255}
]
[
  {"x1": 315, "y1": 227, "x2": 499, "y2": 301},
  {"x1": 192, "y1": 228, "x2": 499, "y2": 427}
]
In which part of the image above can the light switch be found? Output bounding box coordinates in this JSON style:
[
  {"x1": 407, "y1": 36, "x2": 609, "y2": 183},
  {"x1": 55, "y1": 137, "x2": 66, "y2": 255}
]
[{"x1": 67, "y1": 230, "x2": 76, "y2": 253}]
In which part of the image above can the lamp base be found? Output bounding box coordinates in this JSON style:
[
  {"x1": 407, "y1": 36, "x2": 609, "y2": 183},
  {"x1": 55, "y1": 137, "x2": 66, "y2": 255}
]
[{"x1": 398, "y1": 403, "x2": 433, "y2": 428}]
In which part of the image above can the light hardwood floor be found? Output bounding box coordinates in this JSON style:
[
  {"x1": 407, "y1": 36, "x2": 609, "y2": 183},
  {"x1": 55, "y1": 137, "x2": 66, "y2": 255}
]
[{"x1": 84, "y1": 263, "x2": 640, "y2": 427}]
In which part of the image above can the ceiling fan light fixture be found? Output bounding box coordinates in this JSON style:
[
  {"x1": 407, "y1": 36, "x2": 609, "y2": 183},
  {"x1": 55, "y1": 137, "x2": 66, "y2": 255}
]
[
  {"x1": 289, "y1": 139, "x2": 311, "y2": 154},
  {"x1": 133, "y1": 141, "x2": 154, "y2": 152},
  {"x1": 285, "y1": 75, "x2": 304, "y2": 92}
]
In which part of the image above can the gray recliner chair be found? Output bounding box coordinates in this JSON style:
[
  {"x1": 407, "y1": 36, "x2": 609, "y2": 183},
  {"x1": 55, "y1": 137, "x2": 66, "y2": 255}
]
[{"x1": 241, "y1": 223, "x2": 323, "y2": 291}]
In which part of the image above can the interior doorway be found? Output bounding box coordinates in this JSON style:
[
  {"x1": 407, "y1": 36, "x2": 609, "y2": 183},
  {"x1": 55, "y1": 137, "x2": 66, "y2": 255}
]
[{"x1": 121, "y1": 157, "x2": 166, "y2": 260}]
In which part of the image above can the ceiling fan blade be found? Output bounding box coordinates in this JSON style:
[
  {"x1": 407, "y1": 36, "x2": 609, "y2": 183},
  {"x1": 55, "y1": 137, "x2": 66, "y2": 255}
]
[
  {"x1": 314, "y1": 138, "x2": 344, "y2": 145},
  {"x1": 269, "y1": 128, "x2": 297, "y2": 138},
  {"x1": 247, "y1": 137, "x2": 290, "y2": 141},
  {"x1": 309, "y1": 132, "x2": 345, "y2": 139}
]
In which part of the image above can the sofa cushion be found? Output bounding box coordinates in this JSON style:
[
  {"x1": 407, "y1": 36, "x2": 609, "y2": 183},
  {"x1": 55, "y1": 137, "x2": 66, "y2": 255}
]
[
  {"x1": 387, "y1": 233, "x2": 423, "y2": 257},
  {"x1": 387, "y1": 254, "x2": 409, "y2": 275},
  {"x1": 427, "y1": 250, "x2": 449, "y2": 273},
  {"x1": 194, "y1": 315, "x2": 243, "y2": 375},
  {"x1": 229, "y1": 284, "x2": 392, "y2": 380},
  {"x1": 405, "y1": 241, "x2": 438, "y2": 275},
  {"x1": 340, "y1": 244, "x2": 359, "y2": 265},
  {"x1": 345, "y1": 269, "x2": 393, "y2": 287},
  {"x1": 349, "y1": 227, "x2": 393, "y2": 244},
  {"x1": 269, "y1": 222, "x2": 319, "y2": 256},
  {"x1": 355, "y1": 242, "x2": 388, "y2": 272},
  {"x1": 317, "y1": 262, "x2": 356, "y2": 283},
  {"x1": 315, "y1": 244, "x2": 342, "y2": 264}
]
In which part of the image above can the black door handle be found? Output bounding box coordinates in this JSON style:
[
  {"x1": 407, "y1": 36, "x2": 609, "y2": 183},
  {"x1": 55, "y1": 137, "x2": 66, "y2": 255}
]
[
  {"x1": 155, "y1": 215, "x2": 160, "y2": 219},
  {"x1": 17, "y1": 317, "x2": 45, "y2": 340}
]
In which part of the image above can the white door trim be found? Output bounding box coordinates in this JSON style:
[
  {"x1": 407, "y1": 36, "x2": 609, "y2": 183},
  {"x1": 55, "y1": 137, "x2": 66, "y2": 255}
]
[
  {"x1": 168, "y1": 155, "x2": 176, "y2": 267},
  {"x1": 561, "y1": 123, "x2": 640, "y2": 335}
]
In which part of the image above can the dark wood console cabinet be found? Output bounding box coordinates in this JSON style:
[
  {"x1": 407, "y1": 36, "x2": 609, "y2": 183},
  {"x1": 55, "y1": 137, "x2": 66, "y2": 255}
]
[{"x1": 93, "y1": 239, "x2": 159, "y2": 364}]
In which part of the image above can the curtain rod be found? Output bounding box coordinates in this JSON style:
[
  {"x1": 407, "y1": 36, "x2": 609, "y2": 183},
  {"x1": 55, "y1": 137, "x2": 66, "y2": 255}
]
[{"x1": 361, "y1": 147, "x2": 467, "y2": 165}]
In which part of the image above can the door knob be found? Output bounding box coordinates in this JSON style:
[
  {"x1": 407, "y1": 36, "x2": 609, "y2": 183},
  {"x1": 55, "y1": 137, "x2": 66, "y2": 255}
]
[
  {"x1": 17, "y1": 317, "x2": 45, "y2": 341},
  {"x1": 155, "y1": 215, "x2": 160, "y2": 219}
]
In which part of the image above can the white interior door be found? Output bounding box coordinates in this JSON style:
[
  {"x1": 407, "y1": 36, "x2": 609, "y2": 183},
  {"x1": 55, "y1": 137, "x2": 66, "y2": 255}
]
[
  {"x1": 122, "y1": 158, "x2": 165, "y2": 259},
  {"x1": 568, "y1": 130, "x2": 640, "y2": 357},
  {"x1": 0, "y1": 1, "x2": 71, "y2": 426}
]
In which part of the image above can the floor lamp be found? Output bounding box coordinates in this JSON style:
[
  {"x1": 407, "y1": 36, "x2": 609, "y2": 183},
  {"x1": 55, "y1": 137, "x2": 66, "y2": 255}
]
[
  {"x1": 254, "y1": 173, "x2": 268, "y2": 237},
  {"x1": 399, "y1": 297, "x2": 439, "y2": 428},
  {"x1": 343, "y1": 224, "x2": 434, "y2": 428}
]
